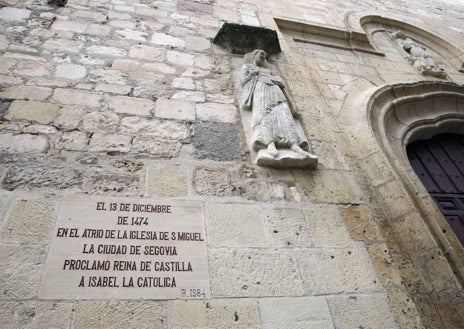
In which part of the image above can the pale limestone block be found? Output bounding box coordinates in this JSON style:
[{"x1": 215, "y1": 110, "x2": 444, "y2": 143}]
[
  {"x1": 155, "y1": 98, "x2": 195, "y2": 121},
  {"x1": 0, "y1": 86, "x2": 52, "y2": 101},
  {"x1": 327, "y1": 294, "x2": 398, "y2": 329},
  {"x1": 172, "y1": 77, "x2": 196, "y2": 90},
  {"x1": 87, "y1": 45, "x2": 126, "y2": 57},
  {"x1": 303, "y1": 205, "x2": 352, "y2": 247},
  {"x1": 151, "y1": 32, "x2": 185, "y2": 48},
  {"x1": 88, "y1": 133, "x2": 131, "y2": 152},
  {"x1": 22, "y1": 124, "x2": 57, "y2": 135},
  {"x1": 210, "y1": 248, "x2": 304, "y2": 297},
  {"x1": 0, "y1": 35, "x2": 6, "y2": 50},
  {"x1": 172, "y1": 91, "x2": 206, "y2": 102},
  {"x1": 129, "y1": 44, "x2": 163, "y2": 61},
  {"x1": 0, "y1": 199, "x2": 56, "y2": 243},
  {"x1": 183, "y1": 67, "x2": 210, "y2": 78},
  {"x1": 0, "y1": 57, "x2": 16, "y2": 74},
  {"x1": 195, "y1": 55, "x2": 213, "y2": 70},
  {"x1": 72, "y1": 301, "x2": 165, "y2": 329},
  {"x1": 294, "y1": 169, "x2": 364, "y2": 204},
  {"x1": 5, "y1": 101, "x2": 59, "y2": 124},
  {"x1": 90, "y1": 66, "x2": 130, "y2": 84},
  {"x1": 0, "y1": 74, "x2": 23, "y2": 85},
  {"x1": 295, "y1": 244, "x2": 383, "y2": 294},
  {"x1": 52, "y1": 20, "x2": 88, "y2": 33},
  {"x1": 340, "y1": 205, "x2": 382, "y2": 242},
  {"x1": 136, "y1": 7, "x2": 168, "y2": 18},
  {"x1": 185, "y1": 36, "x2": 211, "y2": 51},
  {"x1": 167, "y1": 50, "x2": 194, "y2": 66},
  {"x1": 73, "y1": 10, "x2": 108, "y2": 22},
  {"x1": 263, "y1": 207, "x2": 312, "y2": 248},
  {"x1": 141, "y1": 62, "x2": 176, "y2": 74},
  {"x1": 0, "y1": 7, "x2": 31, "y2": 21},
  {"x1": 54, "y1": 105, "x2": 85, "y2": 130},
  {"x1": 108, "y1": 11, "x2": 132, "y2": 20},
  {"x1": 193, "y1": 167, "x2": 233, "y2": 197},
  {"x1": 85, "y1": 24, "x2": 112, "y2": 36},
  {"x1": 0, "y1": 301, "x2": 72, "y2": 329},
  {"x1": 145, "y1": 165, "x2": 188, "y2": 197},
  {"x1": 114, "y1": 5, "x2": 135, "y2": 12},
  {"x1": 206, "y1": 203, "x2": 266, "y2": 247},
  {"x1": 357, "y1": 151, "x2": 396, "y2": 186},
  {"x1": 0, "y1": 133, "x2": 48, "y2": 153},
  {"x1": 115, "y1": 29, "x2": 148, "y2": 41},
  {"x1": 132, "y1": 137, "x2": 182, "y2": 157},
  {"x1": 109, "y1": 96, "x2": 154, "y2": 116},
  {"x1": 0, "y1": 245, "x2": 44, "y2": 299},
  {"x1": 259, "y1": 297, "x2": 334, "y2": 329},
  {"x1": 377, "y1": 181, "x2": 415, "y2": 219},
  {"x1": 43, "y1": 39, "x2": 84, "y2": 53},
  {"x1": 52, "y1": 88, "x2": 103, "y2": 107},
  {"x1": 95, "y1": 83, "x2": 131, "y2": 95},
  {"x1": 120, "y1": 117, "x2": 190, "y2": 142},
  {"x1": 111, "y1": 59, "x2": 140, "y2": 71},
  {"x1": 168, "y1": 299, "x2": 260, "y2": 328},
  {"x1": 367, "y1": 243, "x2": 403, "y2": 286},
  {"x1": 109, "y1": 20, "x2": 136, "y2": 28},
  {"x1": 4, "y1": 52, "x2": 45, "y2": 62},
  {"x1": 196, "y1": 102, "x2": 237, "y2": 124},
  {"x1": 55, "y1": 131, "x2": 89, "y2": 151},
  {"x1": 310, "y1": 141, "x2": 350, "y2": 170},
  {"x1": 14, "y1": 60, "x2": 49, "y2": 76},
  {"x1": 55, "y1": 64, "x2": 87, "y2": 80}
]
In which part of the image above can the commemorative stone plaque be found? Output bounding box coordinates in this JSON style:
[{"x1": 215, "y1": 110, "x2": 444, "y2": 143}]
[{"x1": 39, "y1": 195, "x2": 210, "y2": 299}]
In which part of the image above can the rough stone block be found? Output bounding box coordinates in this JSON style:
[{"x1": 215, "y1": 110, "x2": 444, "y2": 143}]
[
  {"x1": 146, "y1": 165, "x2": 188, "y2": 197},
  {"x1": 43, "y1": 39, "x2": 84, "y2": 53},
  {"x1": 186, "y1": 36, "x2": 211, "y2": 51},
  {"x1": 0, "y1": 199, "x2": 56, "y2": 243},
  {"x1": 191, "y1": 121, "x2": 244, "y2": 161},
  {"x1": 172, "y1": 77, "x2": 196, "y2": 90},
  {"x1": 235, "y1": 180, "x2": 291, "y2": 202},
  {"x1": 89, "y1": 68, "x2": 128, "y2": 85},
  {"x1": 178, "y1": 0, "x2": 213, "y2": 14},
  {"x1": 151, "y1": 32, "x2": 185, "y2": 48},
  {"x1": 0, "y1": 133, "x2": 49, "y2": 154},
  {"x1": 55, "y1": 64, "x2": 87, "y2": 80},
  {"x1": 263, "y1": 208, "x2": 312, "y2": 248},
  {"x1": 52, "y1": 88, "x2": 103, "y2": 107},
  {"x1": 120, "y1": 117, "x2": 190, "y2": 142},
  {"x1": 129, "y1": 44, "x2": 163, "y2": 61},
  {"x1": 303, "y1": 205, "x2": 352, "y2": 247},
  {"x1": 327, "y1": 294, "x2": 398, "y2": 329},
  {"x1": 167, "y1": 50, "x2": 194, "y2": 66},
  {"x1": 0, "y1": 86, "x2": 52, "y2": 101},
  {"x1": 5, "y1": 101, "x2": 59, "y2": 124},
  {"x1": 1, "y1": 156, "x2": 81, "y2": 191},
  {"x1": 132, "y1": 137, "x2": 182, "y2": 158},
  {"x1": 0, "y1": 301, "x2": 72, "y2": 329},
  {"x1": 55, "y1": 131, "x2": 89, "y2": 151},
  {"x1": 193, "y1": 167, "x2": 233, "y2": 197},
  {"x1": 52, "y1": 20, "x2": 88, "y2": 33},
  {"x1": 95, "y1": 84, "x2": 131, "y2": 95},
  {"x1": 295, "y1": 244, "x2": 383, "y2": 294},
  {"x1": 86, "y1": 45, "x2": 126, "y2": 57},
  {"x1": 168, "y1": 299, "x2": 259, "y2": 328},
  {"x1": 378, "y1": 181, "x2": 414, "y2": 219},
  {"x1": 340, "y1": 205, "x2": 382, "y2": 241},
  {"x1": 0, "y1": 7, "x2": 31, "y2": 21},
  {"x1": 196, "y1": 102, "x2": 237, "y2": 124},
  {"x1": 109, "y1": 96, "x2": 154, "y2": 116},
  {"x1": 155, "y1": 98, "x2": 195, "y2": 121},
  {"x1": 0, "y1": 245, "x2": 45, "y2": 299},
  {"x1": 88, "y1": 133, "x2": 132, "y2": 153},
  {"x1": 84, "y1": 174, "x2": 140, "y2": 195},
  {"x1": 367, "y1": 243, "x2": 403, "y2": 286},
  {"x1": 82, "y1": 111, "x2": 119, "y2": 133},
  {"x1": 259, "y1": 297, "x2": 334, "y2": 329},
  {"x1": 210, "y1": 248, "x2": 304, "y2": 297},
  {"x1": 205, "y1": 203, "x2": 267, "y2": 247},
  {"x1": 72, "y1": 301, "x2": 165, "y2": 329}
]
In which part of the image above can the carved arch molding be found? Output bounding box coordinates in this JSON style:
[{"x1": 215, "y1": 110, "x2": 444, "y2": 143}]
[{"x1": 368, "y1": 81, "x2": 464, "y2": 280}]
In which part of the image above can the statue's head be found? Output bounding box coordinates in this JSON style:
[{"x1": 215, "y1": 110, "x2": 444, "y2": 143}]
[{"x1": 253, "y1": 49, "x2": 267, "y2": 66}]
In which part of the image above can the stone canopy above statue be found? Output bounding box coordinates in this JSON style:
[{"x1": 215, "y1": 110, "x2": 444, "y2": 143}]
[{"x1": 213, "y1": 23, "x2": 281, "y2": 55}]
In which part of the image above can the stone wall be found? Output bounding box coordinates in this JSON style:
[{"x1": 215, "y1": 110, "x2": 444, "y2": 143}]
[{"x1": 1, "y1": 0, "x2": 463, "y2": 328}]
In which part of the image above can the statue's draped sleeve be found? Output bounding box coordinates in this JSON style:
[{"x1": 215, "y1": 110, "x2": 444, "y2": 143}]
[{"x1": 240, "y1": 64, "x2": 257, "y2": 111}]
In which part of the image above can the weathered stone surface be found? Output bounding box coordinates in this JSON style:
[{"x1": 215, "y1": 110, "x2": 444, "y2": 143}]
[
  {"x1": 235, "y1": 180, "x2": 291, "y2": 202},
  {"x1": 120, "y1": 117, "x2": 190, "y2": 142},
  {"x1": 155, "y1": 98, "x2": 195, "y2": 121},
  {"x1": 304, "y1": 205, "x2": 352, "y2": 247},
  {"x1": 192, "y1": 122, "x2": 244, "y2": 161},
  {"x1": 295, "y1": 244, "x2": 383, "y2": 294},
  {"x1": 43, "y1": 39, "x2": 84, "y2": 53},
  {"x1": 327, "y1": 294, "x2": 398, "y2": 329},
  {"x1": 84, "y1": 174, "x2": 139, "y2": 195},
  {"x1": 0, "y1": 133, "x2": 49, "y2": 154},
  {"x1": 109, "y1": 96, "x2": 154, "y2": 116},
  {"x1": 52, "y1": 20, "x2": 87, "y2": 33},
  {"x1": 1, "y1": 157, "x2": 81, "y2": 191},
  {"x1": 86, "y1": 45, "x2": 126, "y2": 57},
  {"x1": 193, "y1": 167, "x2": 233, "y2": 197},
  {"x1": 55, "y1": 64, "x2": 87, "y2": 80},
  {"x1": 55, "y1": 131, "x2": 89, "y2": 151},
  {"x1": 151, "y1": 32, "x2": 185, "y2": 48},
  {"x1": 0, "y1": 86, "x2": 52, "y2": 101},
  {"x1": 341, "y1": 205, "x2": 382, "y2": 241},
  {"x1": 72, "y1": 301, "x2": 165, "y2": 329},
  {"x1": 210, "y1": 248, "x2": 304, "y2": 297},
  {"x1": 0, "y1": 199, "x2": 56, "y2": 243},
  {"x1": 52, "y1": 88, "x2": 103, "y2": 107},
  {"x1": 0, "y1": 245, "x2": 45, "y2": 299},
  {"x1": 131, "y1": 137, "x2": 182, "y2": 158},
  {"x1": 0, "y1": 301, "x2": 72, "y2": 329},
  {"x1": 186, "y1": 36, "x2": 211, "y2": 51},
  {"x1": 22, "y1": 124, "x2": 57, "y2": 135},
  {"x1": 89, "y1": 68, "x2": 128, "y2": 85},
  {"x1": 367, "y1": 243, "x2": 403, "y2": 286},
  {"x1": 178, "y1": 0, "x2": 213, "y2": 14},
  {"x1": 167, "y1": 50, "x2": 194, "y2": 66},
  {"x1": 168, "y1": 299, "x2": 259, "y2": 328},
  {"x1": 129, "y1": 44, "x2": 163, "y2": 61},
  {"x1": 5, "y1": 101, "x2": 60, "y2": 124},
  {"x1": 0, "y1": 7, "x2": 31, "y2": 21},
  {"x1": 206, "y1": 203, "x2": 266, "y2": 247},
  {"x1": 146, "y1": 165, "x2": 188, "y2": 197},
  {"x1": 82, "y1": 111, "x2": 119, "y2": 133},
  {"x1": 196, "y1": 102, "x2": 237, "y2": 124},
  {"x1": 88, "y1": 133, "x2": 132, "y2": 153},
  {"x1": 263, "y1": 208, "x2": 312, "y2": 248},
  {"x1": 259, "y1": 297, "x2": 334, "y2": 329}
]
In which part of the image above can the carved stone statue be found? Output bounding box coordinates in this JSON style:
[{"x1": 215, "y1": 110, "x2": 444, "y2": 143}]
[
  {"x1": 391, "y1": 30, "x2": 447, "y2": 79},
  {"x1": 239, "y1": 49, "x2": 317, "y2": 168}
]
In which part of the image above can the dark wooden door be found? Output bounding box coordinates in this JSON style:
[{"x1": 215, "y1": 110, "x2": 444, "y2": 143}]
[{"x1": 407, "y1": 133, "x2": 464, "y2": 245}]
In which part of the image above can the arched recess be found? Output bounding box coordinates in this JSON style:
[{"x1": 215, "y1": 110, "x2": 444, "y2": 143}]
[{"x1": 368, "y1": 81, "x2": 464, "y2": 280}]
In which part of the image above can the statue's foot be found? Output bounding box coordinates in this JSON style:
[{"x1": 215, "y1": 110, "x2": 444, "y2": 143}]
[
  {"x1": 267, "y1": 142, "x2": 278, "y2": 157},
  {"x1": 291, "y1": 143, "x2": 315, "y2": 158}
]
